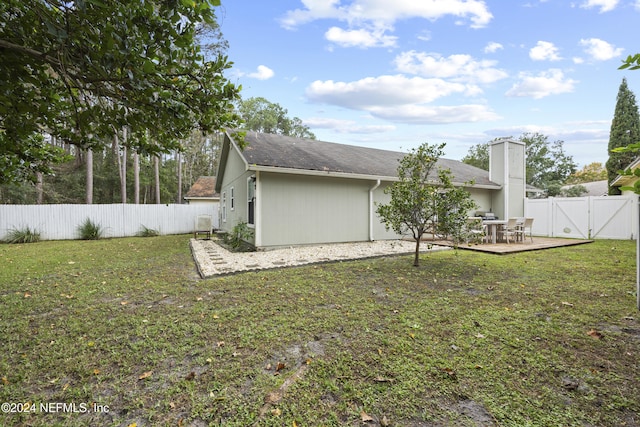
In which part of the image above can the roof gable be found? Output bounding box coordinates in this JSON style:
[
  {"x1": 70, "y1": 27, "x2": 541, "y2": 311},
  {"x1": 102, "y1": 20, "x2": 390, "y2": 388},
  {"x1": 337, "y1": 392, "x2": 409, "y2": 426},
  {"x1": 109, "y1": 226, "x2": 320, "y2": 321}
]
[{"x1": 224, "y1": 131, "x2": 499, "y2": 189}]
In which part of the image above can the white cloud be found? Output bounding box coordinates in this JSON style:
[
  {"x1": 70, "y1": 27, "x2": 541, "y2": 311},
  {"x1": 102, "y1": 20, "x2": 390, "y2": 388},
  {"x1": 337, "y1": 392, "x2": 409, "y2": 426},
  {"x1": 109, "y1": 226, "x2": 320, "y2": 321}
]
[
  {"x1": 394, "y1": 51, "x2": 508, "y2": 84},
  {"x1": 306, "y1": 75, "x2": 471, "y2": 109},
  {"x1": 325, "y1": 25, "x2": 397, "y2": 48},
  {"x1": 579, "y1": 38, "x2": 623, "y2": 61},
  {"x1": 529, "y1": 41, "x2": 562, "y2": 61},
  {"x1": 246, "y1": 65, "x2": 275, "y2": 80},
  {"x1": 305, "y1": 74, "x2": 500, "y2": 124},
  {"x1": 580, "y1": 0, "x2": 619, "y2": 12},
  {"x1": 368, "y1": 104, "x2": 501, "y2": 124},
  {"x1": 506, "y1": 69, "x2": 577, "y2": 99},
  {"x1": 303, "y1": 117, "x2": 396, "y2": 133},
  {"x1": 484, "y1": 42, "x2": 503, "y2": 54},
  {"x1": 281, "y1": 0, "x2": 493, "y2": 31}
]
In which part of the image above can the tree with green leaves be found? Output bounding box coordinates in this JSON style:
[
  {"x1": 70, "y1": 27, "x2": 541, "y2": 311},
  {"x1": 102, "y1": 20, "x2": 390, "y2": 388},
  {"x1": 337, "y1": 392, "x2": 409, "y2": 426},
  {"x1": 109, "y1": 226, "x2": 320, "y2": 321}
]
[
  {"x1": 238, "y1": 97, "x2": 316, "y2": 139},
  {"x1": 376, "y1": 143, "x2": 477, "y2": 267},
  {"x1": 565, "y1": 162, "x2": 608, "y2": 184},
  {"x1": 0, "y1": 0, "x2": 241, "y2": 185},
  {"x1": 462, "y1": 133, "x2": 576, "y2": 196},
  {"x1": 606, "y1": 78, "x2": 640, "y2": 195}
]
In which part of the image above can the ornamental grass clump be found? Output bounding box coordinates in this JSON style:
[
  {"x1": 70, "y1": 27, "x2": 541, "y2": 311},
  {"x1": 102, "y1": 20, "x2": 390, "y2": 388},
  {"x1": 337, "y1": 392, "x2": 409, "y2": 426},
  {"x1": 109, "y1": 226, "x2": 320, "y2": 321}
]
[
  {"x1": 77, "y1": 218, "x2": 103, "y2": 240},
  {"x1": 4, "y1": 226, "x2": 41, "y2": 244}
]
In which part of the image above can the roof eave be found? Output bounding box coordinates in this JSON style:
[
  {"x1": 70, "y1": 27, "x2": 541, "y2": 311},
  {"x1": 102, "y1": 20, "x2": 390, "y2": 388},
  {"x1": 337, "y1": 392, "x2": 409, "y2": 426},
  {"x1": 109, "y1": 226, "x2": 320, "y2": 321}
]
[
  {"x1": 248, "y1": 164, "x2": 397, "y2": 181},
  {"x1": 249, "y1": 164, "x2": 501, "y2": 189}
]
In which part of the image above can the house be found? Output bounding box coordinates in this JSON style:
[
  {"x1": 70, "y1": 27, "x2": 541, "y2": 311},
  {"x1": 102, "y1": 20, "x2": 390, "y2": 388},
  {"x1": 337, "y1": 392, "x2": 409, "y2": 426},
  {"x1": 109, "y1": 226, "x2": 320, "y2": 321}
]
[
  {"x1": 215, "y1": 131, "x2": 525, "y2": 249},
  {"x1": 184, "y1": 176, "x2": 220, "y2": 204},
  {"x1": 560, "y1": 180, "x2": 608, "y2": 197},
  {"x1": 611, "y1": 157, "x2": 640, "y2": 195}
]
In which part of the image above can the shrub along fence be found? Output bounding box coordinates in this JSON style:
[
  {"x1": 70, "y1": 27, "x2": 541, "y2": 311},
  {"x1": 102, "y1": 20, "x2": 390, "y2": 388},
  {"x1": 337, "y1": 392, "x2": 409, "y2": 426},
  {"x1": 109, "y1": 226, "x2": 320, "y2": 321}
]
[{"x1": 0, "y1": 204, "x2": 219, "y2": 241}]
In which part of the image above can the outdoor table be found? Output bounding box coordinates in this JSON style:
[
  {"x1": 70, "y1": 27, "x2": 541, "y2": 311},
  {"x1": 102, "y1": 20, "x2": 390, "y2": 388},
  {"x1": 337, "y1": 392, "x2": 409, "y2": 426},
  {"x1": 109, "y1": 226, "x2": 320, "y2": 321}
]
[{"x1": 483, "y1": 219, "x2": 507, "y2": 244}]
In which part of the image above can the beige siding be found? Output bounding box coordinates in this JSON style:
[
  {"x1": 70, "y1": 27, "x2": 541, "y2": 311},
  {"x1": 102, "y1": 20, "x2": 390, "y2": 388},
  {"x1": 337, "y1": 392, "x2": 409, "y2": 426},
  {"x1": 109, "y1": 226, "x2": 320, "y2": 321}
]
[
  {"x1": 508, "y1": 143, "x2": 526, "y2": 217},
  {"x1": 372, "y1": 183, "x2": 404, "y2": 240},
  {"x1": 259, "y1": 173, "x2": 371, "y2": 247},
  {"x1": 467, "y1": 188, "x2": 492, "y2": 215},
  {"x1": 219, "y1": 146, "x2": 254, "y2": 244}
]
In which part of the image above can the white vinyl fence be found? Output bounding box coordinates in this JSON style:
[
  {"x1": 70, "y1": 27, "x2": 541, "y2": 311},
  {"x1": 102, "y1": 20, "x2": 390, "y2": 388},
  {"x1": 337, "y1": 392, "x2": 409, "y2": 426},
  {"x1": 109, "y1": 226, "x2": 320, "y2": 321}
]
[
  {"x1": 525, "y1": 195, "x2": 638, "y2": 239},
  {"x1": 0, "y1": 203, "x2": 220, "y2": 241}
]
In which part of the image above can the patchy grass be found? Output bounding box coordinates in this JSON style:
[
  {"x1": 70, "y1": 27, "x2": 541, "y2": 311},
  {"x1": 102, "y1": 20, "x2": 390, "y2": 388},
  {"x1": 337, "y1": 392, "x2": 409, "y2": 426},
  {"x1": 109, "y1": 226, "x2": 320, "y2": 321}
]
[{"x1": 0, "y1": 236, "x2": 638, "y2": 426}]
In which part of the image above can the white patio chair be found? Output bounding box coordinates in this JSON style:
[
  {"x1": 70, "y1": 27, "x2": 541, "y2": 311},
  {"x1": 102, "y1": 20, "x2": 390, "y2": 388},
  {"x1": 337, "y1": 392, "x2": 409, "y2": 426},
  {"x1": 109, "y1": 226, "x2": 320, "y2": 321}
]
[
  {"x1": 499, "y1": 218, "x2": 519, "y2": 244},
  {"x1": 516, "y1": 217, "x2": 534, "y2": 243},
  {"x1": 194, "y1": 214, "x2": 213, "y2": 240}
]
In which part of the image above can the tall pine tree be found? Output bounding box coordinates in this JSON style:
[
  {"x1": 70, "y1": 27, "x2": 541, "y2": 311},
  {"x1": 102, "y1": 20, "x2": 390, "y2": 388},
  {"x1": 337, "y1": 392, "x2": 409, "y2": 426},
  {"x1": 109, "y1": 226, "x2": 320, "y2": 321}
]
[{"x1": 606, "y1": 78, "x2": 640, "y2": 195}]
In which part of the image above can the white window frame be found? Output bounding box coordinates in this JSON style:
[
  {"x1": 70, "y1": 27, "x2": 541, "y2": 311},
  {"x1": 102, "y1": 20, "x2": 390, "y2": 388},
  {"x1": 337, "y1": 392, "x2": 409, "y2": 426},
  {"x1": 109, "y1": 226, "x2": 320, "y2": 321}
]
[
  {"x1": 247, "y1": 176, "x2": 256, "y2": 228},
  {"x1": 221, "y1": 191, "x2": 227, "y2": 223},
  {"x1": 230, "y1": 187, "x2": 235, "y2": 211}
]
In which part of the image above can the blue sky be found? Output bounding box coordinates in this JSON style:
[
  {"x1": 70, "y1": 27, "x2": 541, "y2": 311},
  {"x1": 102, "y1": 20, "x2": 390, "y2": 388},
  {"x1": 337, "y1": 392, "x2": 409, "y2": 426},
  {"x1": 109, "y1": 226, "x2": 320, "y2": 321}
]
[{"x1": 217, "y1": 0, "x2": 640, "y2": 168}]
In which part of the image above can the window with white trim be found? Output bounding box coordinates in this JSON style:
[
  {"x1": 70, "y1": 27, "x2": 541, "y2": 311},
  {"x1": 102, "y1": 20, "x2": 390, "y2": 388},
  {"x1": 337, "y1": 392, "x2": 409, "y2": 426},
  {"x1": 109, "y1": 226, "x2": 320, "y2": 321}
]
[
  {"x1": 221, "y1": 191, "x2": 227, "y2": 222},
  {"x1": 230, "y1": 187, "x2": 235, "y2": 211},
  {"x1": 247, "y1": 176, "x2": 256, "y2": 226}
]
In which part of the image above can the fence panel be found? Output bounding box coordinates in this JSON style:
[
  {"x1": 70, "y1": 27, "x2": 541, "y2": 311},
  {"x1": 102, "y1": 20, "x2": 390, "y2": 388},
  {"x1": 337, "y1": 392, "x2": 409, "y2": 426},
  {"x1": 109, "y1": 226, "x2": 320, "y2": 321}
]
[
  {"x1": 590, "y1": 196, "x2": 637, "y2": 239},
  {"x1": 524, "y1": 195, "x2": 637, "y2": 239},
  {"x1": 524, "y1": 198, "x2": 552, "y2": 237},
  {"x1": 553, "y1": 198, "x2": 590, "y2": 239},
  {"x1": 0, "y1": 203, "x2": 219, "y2": 241}
]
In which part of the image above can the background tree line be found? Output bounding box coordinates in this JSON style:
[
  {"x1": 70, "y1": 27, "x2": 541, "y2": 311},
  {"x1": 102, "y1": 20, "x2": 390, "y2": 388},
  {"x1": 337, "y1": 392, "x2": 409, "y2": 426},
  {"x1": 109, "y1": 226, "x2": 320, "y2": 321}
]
[{"x1": 0, "y1": 1, "x2": 313, "y2": 205}]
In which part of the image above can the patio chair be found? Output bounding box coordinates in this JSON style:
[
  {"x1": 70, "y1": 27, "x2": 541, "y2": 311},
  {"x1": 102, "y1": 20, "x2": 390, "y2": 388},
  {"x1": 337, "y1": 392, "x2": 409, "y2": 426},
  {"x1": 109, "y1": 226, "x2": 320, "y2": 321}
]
[
  {"x1": 516, "y1": 217, "x2": 534, "y2": 243},
  {"x1": 499, "y1": 218, "x2": 519, "y2": 244},
  {"x1": 194, "y1": 214, "x2": 213, "y2": 240}
]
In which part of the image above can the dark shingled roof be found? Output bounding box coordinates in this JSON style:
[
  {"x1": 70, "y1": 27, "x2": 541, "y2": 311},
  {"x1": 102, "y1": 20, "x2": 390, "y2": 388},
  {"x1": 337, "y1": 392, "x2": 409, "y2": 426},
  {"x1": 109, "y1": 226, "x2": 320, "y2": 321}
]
[
  {"x1": 232, "y1": 132, "x2": 500, "y2": 188},
  {"x1": 185, "y1": 176, "x2": 218, "y2": 198}
]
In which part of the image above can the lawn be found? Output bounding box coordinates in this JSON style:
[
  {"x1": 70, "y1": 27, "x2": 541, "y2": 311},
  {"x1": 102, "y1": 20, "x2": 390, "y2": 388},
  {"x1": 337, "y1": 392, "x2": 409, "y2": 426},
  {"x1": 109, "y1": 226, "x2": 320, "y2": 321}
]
[{"x1": 1, "y1": 235, "x2": 639, "y2": 426}]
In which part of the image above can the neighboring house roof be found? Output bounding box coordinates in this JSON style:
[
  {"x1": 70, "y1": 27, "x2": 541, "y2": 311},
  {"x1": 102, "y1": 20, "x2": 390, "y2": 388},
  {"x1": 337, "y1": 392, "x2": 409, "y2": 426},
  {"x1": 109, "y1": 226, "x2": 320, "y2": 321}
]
[
  {"x1": 611, "y1": 157, "x2": 640, "y2": 187},
  {"x1": 185, "y1": 176, "x2": 219, "y2": 200},
  {"x1": 561, "y1": 180, "x2": 608, "y2": 196},
  {"x1": 219, "y1": 131, "x2": 501, "y2": 190}
]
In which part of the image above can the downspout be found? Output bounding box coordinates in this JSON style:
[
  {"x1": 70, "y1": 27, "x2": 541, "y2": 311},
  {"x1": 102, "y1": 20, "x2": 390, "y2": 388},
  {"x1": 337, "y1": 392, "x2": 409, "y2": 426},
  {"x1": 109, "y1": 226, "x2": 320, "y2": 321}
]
[{"x1": 369, "y1": 179, "x2": 381, "y2": 241}]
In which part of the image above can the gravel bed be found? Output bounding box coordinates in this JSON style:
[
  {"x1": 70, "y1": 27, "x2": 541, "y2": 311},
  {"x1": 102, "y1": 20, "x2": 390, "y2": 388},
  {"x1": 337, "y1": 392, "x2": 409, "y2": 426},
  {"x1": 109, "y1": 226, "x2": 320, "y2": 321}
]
[{"x1": 190, "y1": 238, "x2": 450, "y2": 278}]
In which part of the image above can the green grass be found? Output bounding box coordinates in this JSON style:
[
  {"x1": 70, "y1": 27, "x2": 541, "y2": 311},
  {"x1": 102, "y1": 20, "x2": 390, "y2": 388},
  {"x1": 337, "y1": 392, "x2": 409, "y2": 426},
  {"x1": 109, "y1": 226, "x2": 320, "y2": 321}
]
[{"x1": 1, "y1": 236, "x2": 639, "y2": 426}]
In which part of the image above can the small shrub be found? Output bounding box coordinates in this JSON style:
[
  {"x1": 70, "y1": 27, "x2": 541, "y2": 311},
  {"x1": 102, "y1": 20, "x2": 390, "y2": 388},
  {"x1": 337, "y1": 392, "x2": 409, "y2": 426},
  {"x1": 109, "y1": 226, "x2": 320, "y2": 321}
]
[
  {"x1": 223, "y1": 222, "x2": 254, "y2": 251},
  {"x1": 136, "y1": 225, "x2": 159, "y2": 237},
  {"x1": 4, "y1": 226, "x2": 41, "y2": 244},
  {"x1": 77, "y1": 218, "x2": 103, "y2": 240}
]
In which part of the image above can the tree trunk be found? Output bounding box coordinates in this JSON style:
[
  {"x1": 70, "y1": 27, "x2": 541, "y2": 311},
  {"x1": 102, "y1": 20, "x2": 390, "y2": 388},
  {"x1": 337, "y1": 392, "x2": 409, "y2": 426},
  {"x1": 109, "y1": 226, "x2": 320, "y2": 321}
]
[
  {"x1": 154, "y1": 155, "x2": 161, "y2": 204},
  {"x1": 114, "y1": 127, "x2": 128, "y2": 203},
  {"x1": 35, "y1": 172, "x2": 43, "y2": 204},
  {"x1": 85, "y1": 148, "x2": 93, "y2": 204},
  {"x1": 176, "y1": 151, "x2": 182, "y2": 204},
  {"x1": 133, "y1": 151, "x2": 140, "y2": 204},
  {"x1": 413, "y1": 238, "x2": 420, "y2": 267},
  {"x1": 120, "y1": 144, "x2": 127, "y2": 203}
]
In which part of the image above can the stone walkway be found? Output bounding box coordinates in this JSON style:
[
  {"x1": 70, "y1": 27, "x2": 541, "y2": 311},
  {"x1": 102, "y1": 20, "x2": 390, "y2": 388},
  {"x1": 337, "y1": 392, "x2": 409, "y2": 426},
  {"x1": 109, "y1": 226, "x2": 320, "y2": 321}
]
[{"x1": 190, "y1": 238, "x2": 450, "y2": 278}]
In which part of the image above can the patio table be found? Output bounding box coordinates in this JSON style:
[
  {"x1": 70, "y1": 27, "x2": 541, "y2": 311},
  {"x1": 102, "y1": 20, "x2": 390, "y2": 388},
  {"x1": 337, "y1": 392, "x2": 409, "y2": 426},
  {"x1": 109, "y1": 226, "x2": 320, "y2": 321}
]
[{"x1": 483, "y1": 219, "x2": 507, "y2": 244}]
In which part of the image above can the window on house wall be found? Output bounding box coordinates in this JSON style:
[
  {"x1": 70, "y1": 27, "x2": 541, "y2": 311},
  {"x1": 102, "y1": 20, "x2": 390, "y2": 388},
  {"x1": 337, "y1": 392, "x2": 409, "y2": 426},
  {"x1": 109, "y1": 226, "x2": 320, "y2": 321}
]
[
  {"x1": 221, "y1": 191, "x2": 227, "y2": 222},
  {"x1": 230, "y1": 187, "x2": 235, "y2": 211},
  {"x1": 247, "y1": 176, "x2": 256, "y2": 226}
]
